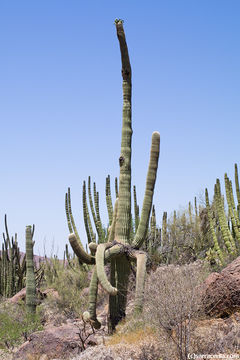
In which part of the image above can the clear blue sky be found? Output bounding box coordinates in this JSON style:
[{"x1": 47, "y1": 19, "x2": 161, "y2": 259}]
[{"x1": 1, "y1": 1, "x2": 240, "y2": 257}]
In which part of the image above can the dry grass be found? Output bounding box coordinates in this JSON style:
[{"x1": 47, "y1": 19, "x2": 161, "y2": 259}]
[{"x1": 107, "y1": 325, "x2": 155, "y2": 346}]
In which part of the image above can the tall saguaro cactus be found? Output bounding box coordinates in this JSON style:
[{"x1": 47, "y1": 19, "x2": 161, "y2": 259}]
[
  {"x1": 26, "y1": 225, "x2": 36, "y2": 314},
  {"x1": 66, "y1": 20, "x2": 160, "y2": 331}
]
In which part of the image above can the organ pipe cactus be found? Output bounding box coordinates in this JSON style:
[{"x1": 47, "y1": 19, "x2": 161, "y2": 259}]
[
  {"x1": 66, "y1": 20, "x2": 160, "y2": 331},
  {"x1": 204, "y1": 164, "x2": 240, "y2": 263},
  {"x1": 205, "y1": 188, "x2": 223, "y2": 263},
  {"x1": 214, "y1": 179, "x2": 236, "y2": 253},
  {"x1": 0, "y1": 215, "x2": 26, "y2": 297},
  {"x1": 224, "y1": 174, "x2": 240, "y2": 247}
]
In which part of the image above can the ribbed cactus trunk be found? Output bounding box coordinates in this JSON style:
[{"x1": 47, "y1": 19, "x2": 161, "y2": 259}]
[
  {"x1": 26, "y1": 225, "x2": 36, "y2": 314},
  {"x1": 66, "y1": 20, "x2": 160, "y2": 333},
  {"x1": 107, "y1": 19, "x2": 133, "y2": 330}
]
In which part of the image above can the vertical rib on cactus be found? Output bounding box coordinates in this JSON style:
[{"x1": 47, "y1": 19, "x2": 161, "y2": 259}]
[
  {"x1": 133, "y1": 185, "x2": 140, "y2": 232},
  {"x1": 115, "y1": 177, "x2": 119, "y2": 198},
  {"x1": 108, "y1": 198, "x2": 119, "y2": 242},
  {"x1": 26, "y1": 225, "x2": 36, "y2": 314}
]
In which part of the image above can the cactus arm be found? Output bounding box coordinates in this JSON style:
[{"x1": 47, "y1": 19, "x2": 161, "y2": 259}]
[
  {"x1": 26, "y1": 225, "x2": 36, "y2": 313},
  {"x1": 188, "y1": 201, "x2": 193, "y2": 226},
  {"x1": 68, "y1": 233, "x2": 95, "y2": 264},
  {"x1": 106, "y1": 175, "x2": 114, "y2": 225},
  {"x1": 65, "y1": 192, "x2": 73, "y2": 233},
  {"x1": 83, "y1": 266, "x2": 101, "y2": 329},
  {"x1": 83, "y1": 181, "x2": 96, "y2": 244},
  {"x1": 132, "y1": 251, "x2": 147, "y2": 313},
  {"x1": 132, "y1": 132, "x2": 160, "y2": 249},
  {"x1": 92, "y1": 182, "x2": 105, "y2": 242},
  {"x1": 114, "y1": 19, "x2": 132, "y2": 245},
  {"x1": 88, "y1": 176, "x2": 100, "y2": 234},
  {"x1": 104, "y1": 244, "x2": 123, "y2": 260},
  {"x1": 66, "y1": 188, "x2": 83, "y2": 248},
  {"x1": 95, "y1": 243, "x2": 118, "y2": 295}
]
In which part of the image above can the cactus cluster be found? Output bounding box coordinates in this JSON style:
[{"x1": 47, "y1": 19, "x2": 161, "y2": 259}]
[
  {"x1": 205, "y1": 164, "x2": 240, "y2": 264},
  {"x1": 65, "y1": 20, "x2": 160, "y2": 331},
  {"x1": 0, "y1": 217, "x2": 42, "y2": 310},
  {"x1": 150, "y1": 197, "x2": 204, "y2": 265},
  {"x1": 0, "y1": 215, "x2": 26, "y2": 297}
]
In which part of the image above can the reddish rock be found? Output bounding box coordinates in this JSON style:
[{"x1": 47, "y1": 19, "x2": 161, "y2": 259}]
[
  {"x1": 9, "y1": 287, "x2": 44, "y2": 304},
  {"x1": 42, "y1": 288, "x2": 60, "y2": 299},
  {"x1": 201, "y1": 256, "x2": 240, "y2": 317},
  {"x1": 13, "y1": 323, "x2": 97, "y2": 360},
  {"x1": 189, "y1": 311, "x2": 240, "y2": 354}
]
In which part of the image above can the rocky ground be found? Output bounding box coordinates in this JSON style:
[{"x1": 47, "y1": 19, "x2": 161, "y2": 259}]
[{"x1": 0, "y1": 257, "x2": 240, "y2": 360}]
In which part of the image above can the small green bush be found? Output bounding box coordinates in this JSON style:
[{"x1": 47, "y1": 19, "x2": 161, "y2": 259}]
[
  {"x1": 0, "y1": 304, "x2": 43, "y2": 349},
  {"x1": 43, "y1": 257, "x2": 89, "y2": 318}
]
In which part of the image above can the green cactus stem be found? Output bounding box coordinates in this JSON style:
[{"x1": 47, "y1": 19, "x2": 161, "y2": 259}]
[
  {"x1": 133, "y1": 185, "x2": 140, "y2": 232},
  {"x1": 224, "y1": 174, "x2": 239, "y2": 248},
  {"x1": 205, "y1": 188, "x2": 223, "y2": 263},
  {"x1": 26, "y1": 225, "x2": 36, "y2": 314},
  {"x1": 161, "y1": 211, "x2": 167, "y2": 251},
  {"x1": 83, "y1": 181, "x2": 95, "y2": 244},
  {"x1": 83, "y1": 266, "x2": 101, "y2": 329},
  {"x1": 106, "y1": 175, "x2": 114, "y2": 225},
  {"x1": 133, "y1": 251, "x2": 147, "y2": 313},
  {"x1": 108, "y1": 198, "x2": 119, "y2": 242},
  {"x1": 132, "y1": 132, "x2": 160, "y2": 249},
  {"x1": 214, "y1": 180, "x2": 235, "y2": 253},
  {"x1": 235, "y1": 163, "x2": 240, "y2": 209},
  {"x1": 229, "y1": 179, "x2": 240, "y2": 226},
  {"x1": 68, "y1": 233, "x2": 95, "y2": 264},
  {"x1": 96, "y1": 243, "x2": 117, "y2": 295},
  {"x1": 115, "y1": 177, "x2": 119, "y2": 198}
]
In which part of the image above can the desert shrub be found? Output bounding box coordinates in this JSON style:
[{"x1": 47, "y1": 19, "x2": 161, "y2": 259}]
[
  {"x1": 0, "y1": 303, "x2": 43, "y2": 349},
  {"x1": 143, "y1": 261, "x2": 209, "y2": 360},
  {"x1": 43, "y1": 258, "x2": 89, "y2": 318}
]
